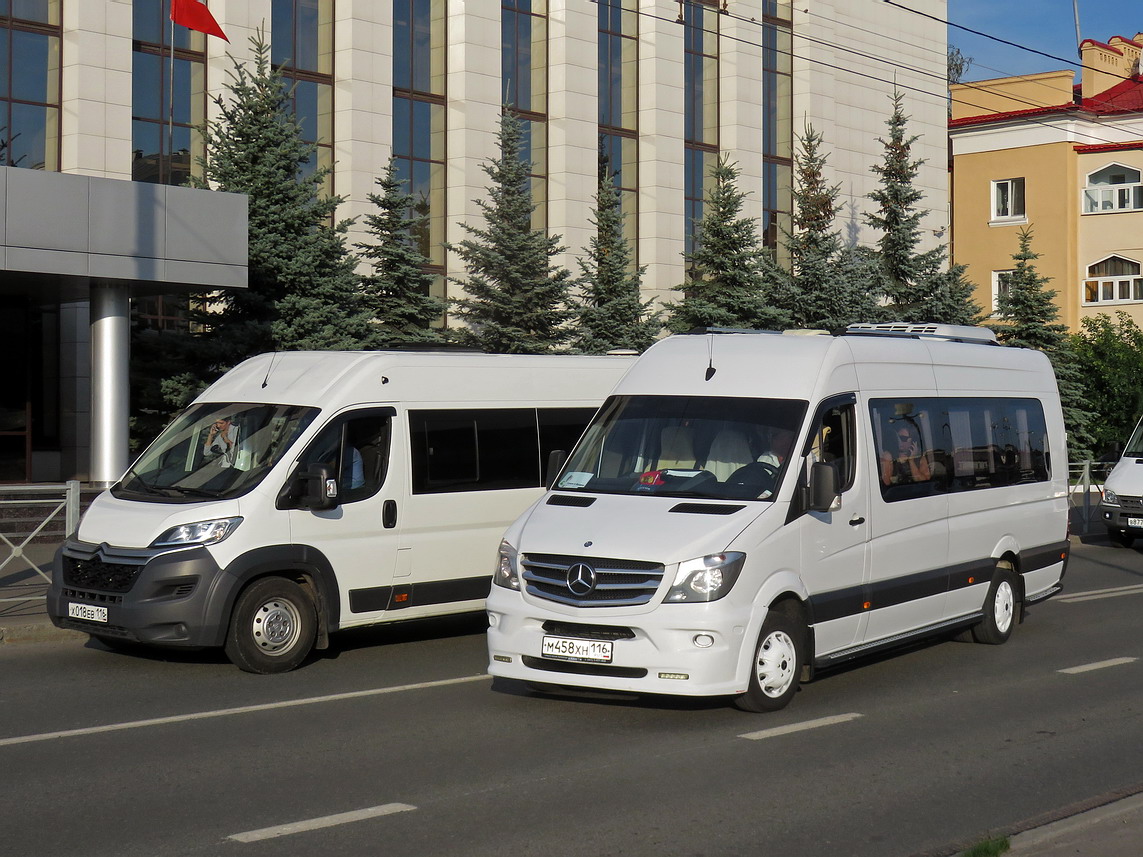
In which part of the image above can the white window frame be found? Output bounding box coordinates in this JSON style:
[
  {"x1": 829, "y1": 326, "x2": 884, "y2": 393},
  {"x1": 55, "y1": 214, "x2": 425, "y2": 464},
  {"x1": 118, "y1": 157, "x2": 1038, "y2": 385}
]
[
  {"x1": 991, "y1": 177, "x2": 1026, "y2": 223},
  {"x1": 1082, "y1": 163, "x2": 1143, "y2": 214},
  {"x1": 1082, "y1": 255, "x2": 1143, "y2": 306},
  {"x1": 991, "y1": 270, "x2": 1013, "y2": 315}
]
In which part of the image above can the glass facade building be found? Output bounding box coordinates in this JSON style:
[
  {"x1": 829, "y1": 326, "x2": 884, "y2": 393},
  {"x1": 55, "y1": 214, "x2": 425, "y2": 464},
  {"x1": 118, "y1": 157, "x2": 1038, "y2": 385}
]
[{"x1": 0, "y1": 0, "x2": 950, "y2": 483}]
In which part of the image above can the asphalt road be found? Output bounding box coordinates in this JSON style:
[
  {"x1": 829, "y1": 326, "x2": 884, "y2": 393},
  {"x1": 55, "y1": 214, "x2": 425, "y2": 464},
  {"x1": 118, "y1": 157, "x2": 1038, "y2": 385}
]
[{"x1": 2, "y1": 538, "x2": 1141, "y2": 857}]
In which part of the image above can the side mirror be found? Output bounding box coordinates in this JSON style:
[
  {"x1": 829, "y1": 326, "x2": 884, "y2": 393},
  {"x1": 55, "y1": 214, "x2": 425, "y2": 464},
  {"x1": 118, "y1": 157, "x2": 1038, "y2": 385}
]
[
  {"x1": 807, "y1": 461, "x2": 839, "y2": 512},
  {"x1": 545, "y1": 449, "x2": 568, "y2": 489},
  {"x1": 304, "y1": 463, "x2": 339, "y2": 511}
]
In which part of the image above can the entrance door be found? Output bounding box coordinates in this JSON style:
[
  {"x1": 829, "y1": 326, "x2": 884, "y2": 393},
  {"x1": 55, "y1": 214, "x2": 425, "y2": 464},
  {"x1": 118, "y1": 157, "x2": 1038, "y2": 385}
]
[
  {"x1": 0, "y1": 300, "x2": 30, "y2": 481},
  {"x1": 286, "y1": 408, "x2": 401, "y2": 626},
  {"x1": 799, "y1": 396, "x2": 870, "y2": 654}
]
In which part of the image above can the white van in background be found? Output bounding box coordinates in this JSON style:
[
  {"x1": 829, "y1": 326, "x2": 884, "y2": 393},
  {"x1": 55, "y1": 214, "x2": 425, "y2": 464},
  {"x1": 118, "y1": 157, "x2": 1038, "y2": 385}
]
[
  {"x1": 48, "y1": 351, "x2": 633, "y2": 672},
  {"x1": 486, "y1": 324, "x2": 1071, "y2": 712},
  {"x1": 1100, "y1": 416, "x2": 1143, "y2": 547}
]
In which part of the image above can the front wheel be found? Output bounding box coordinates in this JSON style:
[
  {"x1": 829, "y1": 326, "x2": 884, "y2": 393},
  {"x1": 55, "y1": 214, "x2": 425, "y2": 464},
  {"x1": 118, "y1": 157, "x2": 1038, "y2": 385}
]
[
  {"x1": 224, "y1": 577, "x2": 317, "y2": 674},
  {"x1": 735, "y1": 608, "x2": 805, "y2": 712},
  {"x1": 972, "y1": 569, "x2": 1018, "y2": 645}
]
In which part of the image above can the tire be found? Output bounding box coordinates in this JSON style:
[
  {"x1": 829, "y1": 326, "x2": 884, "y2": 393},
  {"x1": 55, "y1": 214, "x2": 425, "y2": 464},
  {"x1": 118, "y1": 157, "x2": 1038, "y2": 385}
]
[
  {"x1": 224, "y1": 577, "x2": 317, "y2": 674},
  {"x1": 972, "y1": 569, "x2": 1018, "y2": 645},
  {"x1": 735, "y1": 607, "x2": 805, "y2": 713}
]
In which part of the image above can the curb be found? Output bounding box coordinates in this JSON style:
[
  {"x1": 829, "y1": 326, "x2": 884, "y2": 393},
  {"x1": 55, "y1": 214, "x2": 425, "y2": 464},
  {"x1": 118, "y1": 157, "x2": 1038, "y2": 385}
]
[{"x1": 0, "y1": 621, "x2": 86, "y2": 645}]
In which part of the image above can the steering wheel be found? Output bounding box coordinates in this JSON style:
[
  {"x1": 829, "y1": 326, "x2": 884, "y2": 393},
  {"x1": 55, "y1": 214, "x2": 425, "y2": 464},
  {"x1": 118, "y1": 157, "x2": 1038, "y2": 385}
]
[{"x1": 726, "y1": 461, "x2": 780, "y2": 497}]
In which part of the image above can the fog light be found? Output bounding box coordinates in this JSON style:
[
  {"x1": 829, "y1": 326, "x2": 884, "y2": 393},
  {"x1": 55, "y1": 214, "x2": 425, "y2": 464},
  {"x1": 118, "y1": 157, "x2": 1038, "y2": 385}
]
[
  {"x1": 493, "y1": 654, "x2": 512, "y2": 663},
  {"x1": 693, "y1": 633, "x2": 715, "y2": 648}
]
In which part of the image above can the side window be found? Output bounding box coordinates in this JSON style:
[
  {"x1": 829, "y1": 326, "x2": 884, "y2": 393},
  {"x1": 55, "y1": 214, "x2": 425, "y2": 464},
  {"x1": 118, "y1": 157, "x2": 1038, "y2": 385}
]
[
  {"x1": 947, "y1": 398, "x2": 1049, "y2": 489},
  {"x1": 870, "y1": 398, "x2": 948, "y2": 502},
  {"x1": 538, "y1": 407, "x2": 597, "y2": 463},
  {"x1": 809, "y1": 401, "x2": 856, "y2": 494},
  {"x1": 293, "y1": 412, "x2": 391, "y2": 504},
  {"x1": 410, "y1": 408, "x2": 541, "y2": 494}
]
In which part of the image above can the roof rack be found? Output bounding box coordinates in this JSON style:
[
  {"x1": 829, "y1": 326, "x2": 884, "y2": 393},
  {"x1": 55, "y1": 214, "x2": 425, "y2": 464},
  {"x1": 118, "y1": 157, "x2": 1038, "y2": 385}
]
[
  {"x1": 680, "y1": 327, "x2": 781, "y2": 336},
  {"x1": 844, "y1": 322, "x2": 998, "y2": 346}
]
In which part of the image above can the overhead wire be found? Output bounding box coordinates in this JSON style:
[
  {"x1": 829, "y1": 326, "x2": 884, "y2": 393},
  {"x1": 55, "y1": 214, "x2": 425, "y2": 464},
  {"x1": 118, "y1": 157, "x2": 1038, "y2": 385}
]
[
  {"x1": 596, "y1": 0, "x2": 1143, "y2": 150},
  {"x1": 799, "y1": 5, "x2": 1088, "y2": 104},
  {"x1": 882, "y1": 0, "x2": 1143, "y2": 87}
]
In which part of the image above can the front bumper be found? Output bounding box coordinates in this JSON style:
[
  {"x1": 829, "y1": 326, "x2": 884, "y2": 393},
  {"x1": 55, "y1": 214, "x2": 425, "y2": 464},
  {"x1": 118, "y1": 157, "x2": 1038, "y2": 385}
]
[
  {"x1": 47, "y1": 540, "x2": 230, "y2": 647},
  {"x1": 485, "y1": 586, "x2": 756, "y2": 697},
  {"x1": 1100, "y1": 503, "x2": 1143, "y2": 535}
]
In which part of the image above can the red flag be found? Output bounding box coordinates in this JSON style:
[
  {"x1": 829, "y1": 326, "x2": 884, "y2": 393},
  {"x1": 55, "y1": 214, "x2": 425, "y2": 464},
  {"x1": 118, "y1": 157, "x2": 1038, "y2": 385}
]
[{"x1": 170, "y1": 0, "x2": 229, "y2": 42}]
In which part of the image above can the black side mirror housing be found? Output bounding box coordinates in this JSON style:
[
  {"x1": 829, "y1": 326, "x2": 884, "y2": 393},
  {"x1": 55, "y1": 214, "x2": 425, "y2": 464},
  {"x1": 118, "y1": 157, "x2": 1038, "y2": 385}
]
[
  {"x1": 807, "y1": 461, "x2": 839, "y2": 512},
  {"x1": 304, "y1": 463, "x2": 339, "y2": 511}
]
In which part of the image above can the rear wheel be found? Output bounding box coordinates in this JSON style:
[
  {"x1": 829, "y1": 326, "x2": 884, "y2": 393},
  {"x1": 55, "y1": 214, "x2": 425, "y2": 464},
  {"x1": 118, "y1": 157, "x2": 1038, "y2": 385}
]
[
  {"x1": 735, "y1": 607, "x2": 805, "y2": 712},
  {"x1": 972, "y1": 568, "x2": 1018, "y2": 645},
  {"x1": 224, "y1": 577, "x2": 317, "y2": 674}
]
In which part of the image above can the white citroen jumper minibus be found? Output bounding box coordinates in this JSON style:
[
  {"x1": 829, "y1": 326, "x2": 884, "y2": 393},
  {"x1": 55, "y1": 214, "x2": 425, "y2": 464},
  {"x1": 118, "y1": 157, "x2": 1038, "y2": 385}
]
[
  {"x1": 486, "y1": 325, "x2": 1070, "y2": 711},
  {"x1": 48, "y1": 351, "x2": 633, "y2": 672}
]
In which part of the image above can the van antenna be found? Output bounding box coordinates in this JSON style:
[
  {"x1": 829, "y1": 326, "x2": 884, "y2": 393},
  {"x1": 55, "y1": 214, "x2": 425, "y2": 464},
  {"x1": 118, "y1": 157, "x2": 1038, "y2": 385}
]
[
  {"x1": 705, "y1": 334, "x2": 716, "y2": 381},
  {"x1": 261, "y1": 352, "x2": 280, "y2": 389}
]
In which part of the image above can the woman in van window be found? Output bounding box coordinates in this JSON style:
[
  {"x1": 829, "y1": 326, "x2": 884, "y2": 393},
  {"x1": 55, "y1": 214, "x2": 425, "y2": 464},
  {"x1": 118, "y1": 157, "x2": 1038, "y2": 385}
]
[{"x1": 881, "y1": 423, "x2": 931, "y2": 486}]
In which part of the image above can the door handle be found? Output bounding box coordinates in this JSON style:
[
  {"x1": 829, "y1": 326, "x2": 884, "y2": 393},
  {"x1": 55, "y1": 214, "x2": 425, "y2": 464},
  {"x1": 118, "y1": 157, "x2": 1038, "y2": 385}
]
[
  {"x1": 383, "y1": 499, "x2": 397, "y2": 529},
  {"x1": 849, "y1": 516, "x2": 865, "y2": 526}
]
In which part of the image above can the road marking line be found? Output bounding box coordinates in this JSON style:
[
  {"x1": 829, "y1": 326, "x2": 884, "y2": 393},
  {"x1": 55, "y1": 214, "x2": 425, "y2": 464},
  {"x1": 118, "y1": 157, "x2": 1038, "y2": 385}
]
[
  {"x1": 228, "y1": 803, "x2": 416, "y2": 843},
  {"x1": 0, "y1": 674, "x2": 490, "y2": 748},
  {"x1": 1059, "y1": 657, "x2": 1137, "y2": 675},
  {"x1": 1057, "y1": 583, "x2": 1143, "y2": 604},
  {"x1": 739, "y1": 712, "x2": 862, "y2": 741}
]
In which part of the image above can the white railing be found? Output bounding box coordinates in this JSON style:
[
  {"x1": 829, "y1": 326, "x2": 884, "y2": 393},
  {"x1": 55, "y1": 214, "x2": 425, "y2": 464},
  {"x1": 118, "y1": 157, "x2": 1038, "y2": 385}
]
[{"x1": 0, "y1": 482, "x2": 81, "y2": 606}]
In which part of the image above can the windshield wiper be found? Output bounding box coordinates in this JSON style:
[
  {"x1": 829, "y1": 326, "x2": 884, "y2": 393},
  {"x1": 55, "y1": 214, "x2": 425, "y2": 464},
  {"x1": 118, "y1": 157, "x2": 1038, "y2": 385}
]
[
  {"x1": 163, "y1": 485, "x2": 220, "y2": 499},
  {"x1": 121, "y1": 469, "x2": 164, "y2": 496}
]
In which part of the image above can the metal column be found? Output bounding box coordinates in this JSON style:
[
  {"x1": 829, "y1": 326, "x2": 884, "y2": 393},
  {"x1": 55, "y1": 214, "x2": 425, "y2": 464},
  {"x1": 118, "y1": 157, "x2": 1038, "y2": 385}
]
[{"x1": 90, "y1": 283, "x2": 131, "y2": 486}]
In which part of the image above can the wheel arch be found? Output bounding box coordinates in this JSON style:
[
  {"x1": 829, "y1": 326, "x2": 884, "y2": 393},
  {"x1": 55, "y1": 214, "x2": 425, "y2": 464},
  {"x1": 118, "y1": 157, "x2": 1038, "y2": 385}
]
[
  {"x1": 208, "y1": 545, "x2": 341, "y2": 649},
  {"x1": 733, "y1": 570, "x2": 810, "y2": 689}
]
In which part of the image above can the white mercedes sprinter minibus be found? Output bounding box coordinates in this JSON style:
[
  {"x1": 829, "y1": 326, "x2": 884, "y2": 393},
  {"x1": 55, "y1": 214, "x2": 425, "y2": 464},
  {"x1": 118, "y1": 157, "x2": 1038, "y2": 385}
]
[
  {"x1": 1100, "y1": 415, "x2": 1143, "y2": 546},
  {"x1": 48, "y1": 351, "x2": 633, "y2": 672},
  {"x1": 486, "y1": 324, "x2": 1071, "y2": 711}
]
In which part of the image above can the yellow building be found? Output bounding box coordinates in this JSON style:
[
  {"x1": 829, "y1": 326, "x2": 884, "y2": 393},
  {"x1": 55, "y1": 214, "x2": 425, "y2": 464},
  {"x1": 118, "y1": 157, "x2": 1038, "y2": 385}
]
[{"x1": 950, "y1": 35, "x2": 1143, "y2": 332}]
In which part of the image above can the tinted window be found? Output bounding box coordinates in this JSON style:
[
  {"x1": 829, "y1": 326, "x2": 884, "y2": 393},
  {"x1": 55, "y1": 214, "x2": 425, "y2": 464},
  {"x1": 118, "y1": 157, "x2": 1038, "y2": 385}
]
[
  {"x1": 411, "y1": 408, "x2": 540, "y2": 493},
  {"x1": 870, "y1": 397, "x2": 1049, "y2": 503},
  {"x1": 289, "y1": 411, "x2": 391, "y2": 505}
]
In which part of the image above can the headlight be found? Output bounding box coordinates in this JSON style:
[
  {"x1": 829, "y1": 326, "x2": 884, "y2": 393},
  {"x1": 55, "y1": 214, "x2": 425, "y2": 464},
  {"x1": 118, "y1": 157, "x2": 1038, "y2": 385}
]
[
  {"x1": 665, "y1": 552, "x2": 746, "y2": 603},
  {"x1": 1103, "y1": 489, "x2": 1120, "y2": 506},
  {"x1": 494, "y1": 540, "x2": 520, "y2": 590},
  {"x1": 151, "y1": 517, "x2": 243, "y2": 548}
]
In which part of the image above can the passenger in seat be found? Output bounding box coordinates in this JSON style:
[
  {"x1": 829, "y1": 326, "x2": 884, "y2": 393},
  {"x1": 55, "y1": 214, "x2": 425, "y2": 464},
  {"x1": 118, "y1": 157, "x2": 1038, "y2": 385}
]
[{"x1": 881, "y1": 424, "x2": 931, "y2": 486}]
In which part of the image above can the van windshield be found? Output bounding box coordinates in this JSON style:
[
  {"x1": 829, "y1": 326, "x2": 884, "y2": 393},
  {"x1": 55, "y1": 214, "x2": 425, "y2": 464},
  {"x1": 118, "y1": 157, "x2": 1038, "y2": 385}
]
[
  {"x1": 113, "y1": 402, "x2": 320, "y2": 503},
  {"x1": 555, "y1": 395, "x2": 807, "y2": 501},
  {"x1": 1126, "y1": 421, "x2": 1143, "y2": 457}
]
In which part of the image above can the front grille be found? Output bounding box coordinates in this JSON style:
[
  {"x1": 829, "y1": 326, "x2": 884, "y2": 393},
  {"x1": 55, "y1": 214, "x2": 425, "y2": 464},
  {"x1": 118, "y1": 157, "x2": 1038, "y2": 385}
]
[
  {"x1": 62, "y1": 556, "x2": 143, "y2": 593},
  {"x1": 523, "y1": 553, "x2": 664, "y2": 607},
  {"x1": 541, "y1": 621, "x2": 636, "y2": 640},
  {"x1": 1120, "y1": 495, "x2": 1143, "y2": 510},
  {"x1": 523, "y1": 655, "x2": 647, "y2": 678},
  {"x1": 62, "y1": 588, "x2": 123, "y2": 605}
]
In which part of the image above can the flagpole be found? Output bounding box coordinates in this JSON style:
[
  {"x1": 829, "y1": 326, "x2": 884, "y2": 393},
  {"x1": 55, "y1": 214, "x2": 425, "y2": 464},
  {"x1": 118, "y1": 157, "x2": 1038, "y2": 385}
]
[{"x1": 169, "y1": 4, "x2": 175, "y2": 181}]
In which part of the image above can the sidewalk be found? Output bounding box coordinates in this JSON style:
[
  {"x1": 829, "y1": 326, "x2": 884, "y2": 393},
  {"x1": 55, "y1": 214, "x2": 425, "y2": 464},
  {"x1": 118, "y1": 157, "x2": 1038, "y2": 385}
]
[{"x1": 0, "y1": 543, "x2": 83, "y2": 644}]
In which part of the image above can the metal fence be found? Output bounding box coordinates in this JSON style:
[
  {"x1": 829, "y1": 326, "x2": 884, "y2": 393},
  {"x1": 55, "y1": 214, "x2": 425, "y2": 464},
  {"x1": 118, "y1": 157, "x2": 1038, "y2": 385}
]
[
  {"x1": 0, "y1": 482, "x2": 81, "y2": 606},
  {"x1": 1068, "y1": 460, "x2": 1113, "y2": 535}
]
